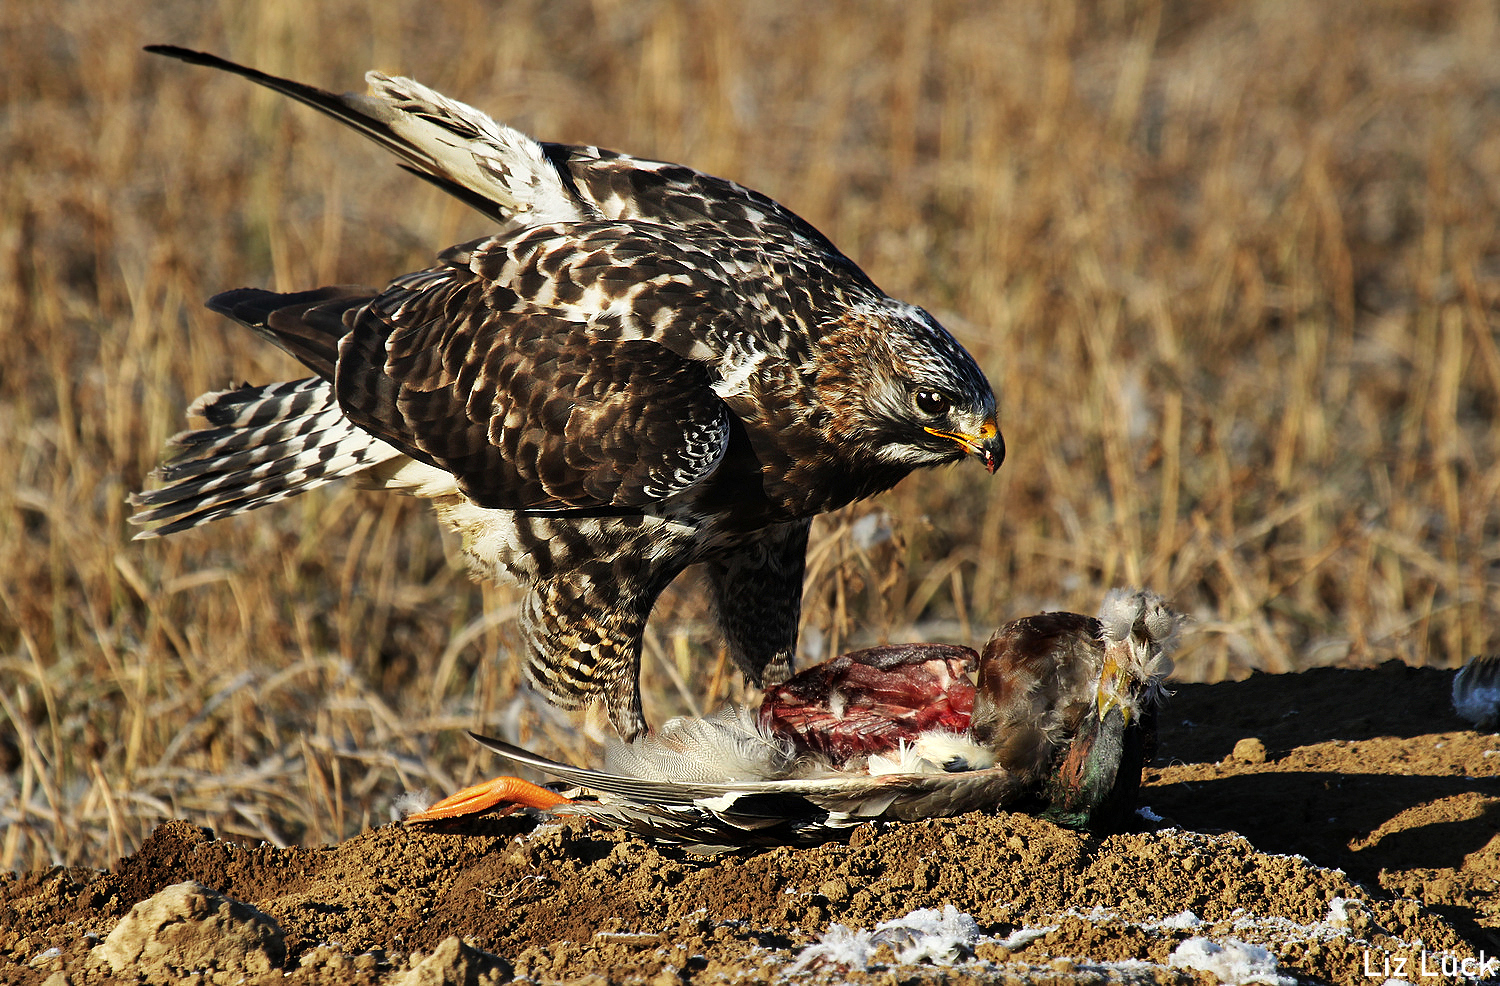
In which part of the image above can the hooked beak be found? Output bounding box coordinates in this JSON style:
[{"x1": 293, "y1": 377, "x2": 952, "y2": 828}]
[{"x1": 924, "y1": 417, "x2": 1004, "y2": 474}]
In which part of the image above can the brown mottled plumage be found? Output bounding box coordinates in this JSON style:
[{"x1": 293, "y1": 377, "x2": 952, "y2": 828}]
[{"x1": 130, "y1": 47, "x2": 1002, "y2": 739}]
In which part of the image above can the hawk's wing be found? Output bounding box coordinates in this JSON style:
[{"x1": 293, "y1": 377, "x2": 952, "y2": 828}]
[
  {"x1": 540, "y1": 145, "x2": 878, "y2": 292},
  {"x1": 145, "y1": 45, "x2": 878, "y2": 292},
  {"x1": 217, "y1": 277, "x2": 742, "y2": 516},
  {"x1": 326, "y1": 215, "x2": 849, "y2": 514},
  {"x1": 145, "y1": 45, "x2": 584, "y2": 226}
]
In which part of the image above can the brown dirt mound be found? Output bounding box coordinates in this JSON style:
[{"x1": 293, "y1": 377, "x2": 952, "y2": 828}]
[{"x1": 4, "y1": 662, "x2": 1498, "y2": 985}]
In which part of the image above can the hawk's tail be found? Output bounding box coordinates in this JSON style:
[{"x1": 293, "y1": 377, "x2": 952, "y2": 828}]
[
  {"x1": 144, "y1": 45, "x2": 584, "y2": 226},
  {"x1": 129, "y1": 378, "x2": 401, "y2": 538}
]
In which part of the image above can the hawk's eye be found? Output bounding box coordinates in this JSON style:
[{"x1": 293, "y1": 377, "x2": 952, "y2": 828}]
[{"x1": 914, "y1": 389, "x2": 951, "y2": 417}]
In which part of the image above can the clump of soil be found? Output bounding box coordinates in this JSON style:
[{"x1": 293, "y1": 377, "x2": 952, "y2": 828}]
[
  {"x1": 3, "y1": 661, "x2": 1497, "y2": 985},
  {"x1": 87, "y1": 880, "x2": 284, "y2": 983}
]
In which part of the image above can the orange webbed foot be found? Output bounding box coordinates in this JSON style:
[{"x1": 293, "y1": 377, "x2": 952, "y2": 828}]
[{"x1": 406, "y1": 775, "x2": 572, "y2": 823}]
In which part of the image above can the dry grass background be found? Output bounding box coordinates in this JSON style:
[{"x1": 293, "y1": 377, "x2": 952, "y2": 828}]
[{"x1": 3, "y1": 0, "x2": 1499, "y2": 872}]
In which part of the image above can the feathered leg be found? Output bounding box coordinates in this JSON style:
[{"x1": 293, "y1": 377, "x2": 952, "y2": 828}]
[
  {"x1": 410, "y1": 567, "x2": 685, "y2": 822},
  {"x1": 703, "y1": 519, "x2": 810, "y2": 688},
  {"x1": 520, "y1": 558, "x2": 691, "y2": 740}
]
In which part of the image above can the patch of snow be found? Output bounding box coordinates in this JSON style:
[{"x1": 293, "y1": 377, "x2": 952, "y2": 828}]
[
  {"x1": 1169, "y1": 937, "x2": 1296, "y2": 986},
  {"x1": 1090, "y1": 957, "x2": 1163, "y2": 976},
  {"x1": 1228, "y1": 910, "x2": 1418, "y2": 954},
  {"x1": 1325, "y1": 896, "x2": 1355, "y2": 927},
  {"x1": 1136, "y1": 805, "x2": 1164, "y2": 823},
  {"x1": 1230, "y1": 913, "x2": 1340, "y2": 943},
  {"x1": 992, "y1": 925, "x2": 1058, "y2": 950},
  {"x1": 790, "y1": 905, "x2": 980, "y2": 971},
  {"x1": 873, "y1": 907, "x2": 980, "y2": 965},
  {"x1": 1158, "y1": 911, "x2": 1202, "y2": 930},
  {"x1": 1266, "y1": 850, "x2": 1315, "y2": 865},
  {"x1": 789, "y1": 923, "x2": 876, "y2": 971}
]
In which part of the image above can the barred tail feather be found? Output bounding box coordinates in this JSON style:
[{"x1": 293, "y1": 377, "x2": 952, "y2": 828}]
[{"x1": 130, "y1": 378, "x2": 401, "y2": 538}]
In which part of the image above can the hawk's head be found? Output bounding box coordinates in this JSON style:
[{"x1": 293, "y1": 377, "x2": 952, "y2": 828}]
[{"x1": 817, "y1": 303, "x2": 1002, "y2": 475}]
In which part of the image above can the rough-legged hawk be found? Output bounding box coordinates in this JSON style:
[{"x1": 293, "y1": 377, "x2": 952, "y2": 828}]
[{"x1": 131, "y1": 47, "x2": 1003, "y2": 739}]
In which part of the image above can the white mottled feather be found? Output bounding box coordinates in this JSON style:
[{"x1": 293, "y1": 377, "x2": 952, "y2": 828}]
[
  {"x1": 602, "y1": 707, "x2": 798, "y2": 783},
  {"x1": 867, "y1": 731, "x2": 997, "y2": 775},
  {"x1": 357, "y1": 72, "x2": 584, "y2": 224}
]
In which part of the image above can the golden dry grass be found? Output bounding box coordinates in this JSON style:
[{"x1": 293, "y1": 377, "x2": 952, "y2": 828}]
[{"x1": 3, "y1": 0, "x2": 1499, "y2": 870}]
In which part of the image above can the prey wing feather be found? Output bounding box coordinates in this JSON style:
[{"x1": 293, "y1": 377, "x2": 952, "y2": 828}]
[
  {"x1": 467, "y1": 733, "x2": 1024, "y2": 820},
  {"x1": 467, "y1": 733, "x2": 740, "y2": 804}
]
